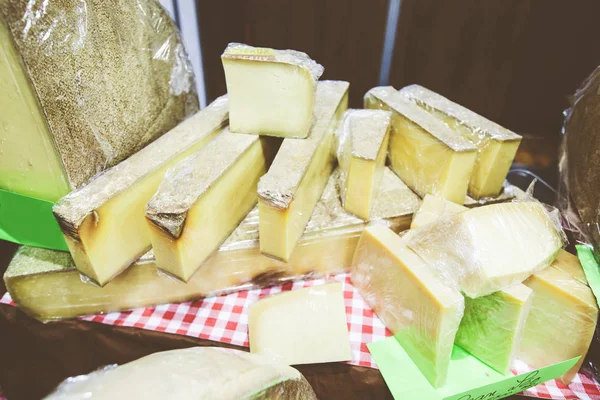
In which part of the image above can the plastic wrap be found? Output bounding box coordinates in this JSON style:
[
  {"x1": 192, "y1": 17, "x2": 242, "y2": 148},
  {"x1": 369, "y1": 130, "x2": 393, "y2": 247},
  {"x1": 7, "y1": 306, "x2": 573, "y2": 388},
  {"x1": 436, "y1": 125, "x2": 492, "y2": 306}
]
[
  {"x1": 399, "y1": 85, "x2": 522, "y2": 199},
  {"x1": 248, "y1": 282, "x2": 352, "y2": 365},
  {"x1": 334, "y1": 109, "x2": 391, "y2": 220},
  {"x1": 257, "y1": 81, "x2": 349, "y2": 261},
  {"x1": 351, "y1": 224, "x2": 465, "y2": 388},
  {"x1": 0, "y1": 0, "x2": 199, "y2": 201},
  {"x1": 364, "y1": 86, "x2": 478, "y2": 204},
  {"x1": 43, "y1": 347, "x2": 317, "y2": 400},
  {"x1": 5, "y1": 167, "x2": 420, "y2": 322},
  {"x1": 222, "y1": 43, "x2": 324, "y2": 139},
  {"x1": 51, "y1": 96, "x2": 229, "y2": 286}
]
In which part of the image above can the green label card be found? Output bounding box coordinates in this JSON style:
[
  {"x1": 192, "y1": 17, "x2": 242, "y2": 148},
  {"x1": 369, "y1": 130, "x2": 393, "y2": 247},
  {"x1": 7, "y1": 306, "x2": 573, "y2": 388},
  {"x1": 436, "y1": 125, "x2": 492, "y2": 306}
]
[
  {"x1": 576, "y1": 244, "x2": 600, "y2": 308},
  {"x1": 368, "y1": 337, "x2": 579, "y2": 400},
  {"x1": 0, "y1": 189, "x2": 68, "y2": 251}
]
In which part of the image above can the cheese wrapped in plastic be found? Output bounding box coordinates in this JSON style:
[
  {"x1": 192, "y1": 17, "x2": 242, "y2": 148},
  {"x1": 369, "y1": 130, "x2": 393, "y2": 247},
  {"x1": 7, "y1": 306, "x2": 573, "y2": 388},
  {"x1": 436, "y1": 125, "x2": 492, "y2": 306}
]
[
  {"x1": 6, "y1": 168, "x2": 420, "y2": 321},
  {"x1": 0, "y1": 0, "x2": 198, "y2": 202},
  {"x1": 44, "y1": 347, "x2": 317, "y2": 400},
  {"x1": 405, "y1": 201, "x2": 564, "y2": 297}
]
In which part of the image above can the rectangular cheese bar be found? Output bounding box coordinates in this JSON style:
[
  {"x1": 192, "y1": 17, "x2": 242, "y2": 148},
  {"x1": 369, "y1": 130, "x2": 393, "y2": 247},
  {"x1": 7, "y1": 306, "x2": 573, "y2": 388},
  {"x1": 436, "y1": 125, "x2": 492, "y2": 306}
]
[
  {"x1": 364, "y1": 86, "x2": 477, "y2": 204},
  {"x1": 520, "y1": 258, "x2": 598, "y2": 384},
  {"x1": 351, "y1": 224, "x2": 464, "y2": 387},
  {"x1": 52, "y1": 97, "x2": 229, "y2": 286},
  {"x1": 0, "y1": 1, "x2": 198, "y2": 200},
  {"x1": 456, "y1": 284, "x2": 533, "y2": 374},
  {"x1": 258, "y1": 81, "x2": 349, "y2": 261},
  {"x1": 6, "y1": 168, "x2": 420, "y2": 321},
  {"x1": 399, "y1": 85, "x2": 522, "y2": 199},
  {"x1": 45, "y1": 347, "x2": 317, "y2": 400},
  {"x1": 222, "y1": 43, "x2": 324, "y2": 138},
  {"x1": 249, "y1": 282, "x2": 352, "y2": 365},
  {"x1": 335, "y1": 109, "x2": 391, "y2": 219},
  {"x1": 146, "y1": 129, "x2": 280, "y2": 282},
  {"x1": 406, "y1": 201, "x2": 564, "y2": 297}
]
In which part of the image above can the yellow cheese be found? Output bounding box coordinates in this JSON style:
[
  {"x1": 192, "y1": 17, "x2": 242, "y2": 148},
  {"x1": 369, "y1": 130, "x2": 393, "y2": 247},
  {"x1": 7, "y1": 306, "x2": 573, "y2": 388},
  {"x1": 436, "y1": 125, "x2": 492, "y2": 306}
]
[
  {"x1": 364, "y1": 86, "x2": 477, "y2": 204},
  {"x1": 0, "y1": 1, "x2": 198, "y2": 199},
  {"x1": 551, "y1": 249, "x2": 589, "y2": 285},
  {"x1": 222, "y1": 43, "x2": 324, "y2": 138},
  {"x1": 406, "y1": 201, "x2": 564, "y2": 297},
  {"x1": 44, "y1": 347, "x2": 317, "y2": 400},
  {"x1": 520, "y1": 265, "x2": 598, "y2": 384},
  {"x1": 351, "y1": 224, "x2": 464, "y2": 388},
  {"x1": 410, "y1": 195, "x2": 468, "y2": 229},
  {"x1": 146, "y1": 129, "x2": 280, "y2": 282},
  {"x1": 335, "y1": 109, "x2": 391, "y2": 220},
  {"x1": 53, "y1": 98, "x2": 229, "y2": 286},
  {"x1": 399, "y1": 85, "x2": 522, "y2": 199},
  {"x1": 258, "y1": 81, "x2": 349, "y2": 261},
  {"x1": 249, "y1": 282, "x2": 351, "y2": 365},
  {"x1": 6, "y1": 168, "x2": 420, "y2": 321}
]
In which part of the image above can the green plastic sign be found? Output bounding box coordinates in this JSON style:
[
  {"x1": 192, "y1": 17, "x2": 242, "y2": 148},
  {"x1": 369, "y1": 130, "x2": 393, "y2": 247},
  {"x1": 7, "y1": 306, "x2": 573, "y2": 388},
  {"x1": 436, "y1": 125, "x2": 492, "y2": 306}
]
[
  {"x1": 0, "y1": 189, "x2": 68, "y2": 251},
  {"x1": 368, "y1": 336, "x2": 580, "y2": 400},
  {"x1": 576, "y1": 244, "x2": 600, "y2": 308}
]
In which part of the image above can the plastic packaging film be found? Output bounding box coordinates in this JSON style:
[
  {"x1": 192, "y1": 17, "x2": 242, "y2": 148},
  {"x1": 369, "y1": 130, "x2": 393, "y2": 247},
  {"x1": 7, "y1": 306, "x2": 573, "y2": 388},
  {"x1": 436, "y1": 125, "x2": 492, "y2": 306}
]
[
  {"x1": 43, "y1": 347, "x2": 318, "y2": 400},
  {"x1": 0, "y1": 0, "x2": 199, "y2": 200},
  {"x1": 4, "y1": 167, "x2": 420, "y2": 321}
]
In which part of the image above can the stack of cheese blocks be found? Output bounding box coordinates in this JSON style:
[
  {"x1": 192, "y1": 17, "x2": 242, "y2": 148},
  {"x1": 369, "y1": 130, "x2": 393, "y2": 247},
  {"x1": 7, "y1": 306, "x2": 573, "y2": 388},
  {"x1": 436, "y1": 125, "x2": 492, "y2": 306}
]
[{"x1": 6, "y1": 42, "x2": 598, "y2": 391}]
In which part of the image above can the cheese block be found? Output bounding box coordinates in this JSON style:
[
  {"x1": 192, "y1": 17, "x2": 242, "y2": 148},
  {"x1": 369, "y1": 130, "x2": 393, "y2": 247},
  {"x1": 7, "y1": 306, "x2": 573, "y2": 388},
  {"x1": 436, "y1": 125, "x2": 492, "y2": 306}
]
[
  {"x1": 146, "y1": 130, "x2": 280, "y2": 282},
  {"x1": 411, "y1": 194, "x2": 468, "y2": 229},
  {"x1": 520, "y1": 265, "x2": 598, "y2": 384},
  {"x1": 364, "y1": 86, "x2": 477, "y2": 204},
  {"x1": 335, "y1": 109, "x2": 391, "y2": 219},
  {"x1": 222, "y1": 43, "x2": 324, "y2": 138},
  {"x1": 6, "y1": 168, "x2": 420, "y2": 321},
  {"x1": 406, "y1": 201, "x2": 564, "y2": 297},
  {"x1": 258, "y1": 81, "x2": 349, "y2": 261},
  {"x1": 44, "y1": 347, "x2": 317, "y2": 400},
  {"x1": 0, "y1": 1, "x2": 198, "y2": 201},
  {"x1": 351, "y1": 224, "x2": 464, "y2": 388},
  {"x1": 53, "y1": 97, "x2": 229, "y2": 286},
  {"x1": 456, "y1": 284, "x2": 533, "y2": 374},
  {"x1": 551, "y1": 249, "x2": 589, "y2": 285},
  {"x1": 399, "y1": 85, "x2": 521, "y2": 199},
  {"x1": 249, "y1": 282, "x2": 352, "y2": 365}
]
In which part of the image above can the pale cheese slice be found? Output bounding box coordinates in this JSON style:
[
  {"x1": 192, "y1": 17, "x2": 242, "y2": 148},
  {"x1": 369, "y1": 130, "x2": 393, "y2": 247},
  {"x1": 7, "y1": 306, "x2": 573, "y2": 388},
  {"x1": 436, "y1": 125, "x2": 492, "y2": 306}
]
[
  {"x1": 351, "y1": 224, "x2": 464, "y2": 388},
  {"x1": 335, "y1": 109, "x2": 391, "y2": 220},
  {"x1": 410, "y1": 194, "x2": 468, "y2": 229},
  {"x1": 249, "y1": 282, "x2": 352, "y2": 365}
]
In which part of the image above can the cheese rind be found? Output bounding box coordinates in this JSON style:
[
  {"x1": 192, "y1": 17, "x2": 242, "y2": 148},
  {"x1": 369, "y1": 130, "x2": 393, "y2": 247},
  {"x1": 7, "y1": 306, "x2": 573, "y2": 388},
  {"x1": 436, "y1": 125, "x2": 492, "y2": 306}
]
[
  {"x1": 351, "y1": 225, "x2": 464, "y2": 388},
  {"x1": 364, "y1": 86, "x2": 477, "y2": 204},
  {"x1": 0, "y1": 0, "x2": 198, "y2": 192},
  {"x1": 222, "y1": 43, "x2": 324, "y2": 138},
  {"x1": 336, "y1": 109, "x2": 391, "y2": 219},
  {"x1": 520, "y1": 265, "x2": 598, "y2": 384},
  {"x1": 258, "y1": 81, "x2": 349, "y2": 261},
  {"x1": 406, "y1": 201, "x2": 564, "y2": 297},
  {"x1": 249, "y1": 282, "x2": 351, "y2": 365},
  {"x1": 53, "y1": 97, "x2": 229, "y2": 286},
  {"x1": 44, "y1": 347, "x2": 317, "y2": 400},
  {"x1": 146, "y1": 129, "x2": 280, "y2": 281},
  {"x1": 399, "y1": 85, "x2": 521, "y2": 199},
  {"x1": 6, "y1": 168, "x2": 420, "y2": 321}
]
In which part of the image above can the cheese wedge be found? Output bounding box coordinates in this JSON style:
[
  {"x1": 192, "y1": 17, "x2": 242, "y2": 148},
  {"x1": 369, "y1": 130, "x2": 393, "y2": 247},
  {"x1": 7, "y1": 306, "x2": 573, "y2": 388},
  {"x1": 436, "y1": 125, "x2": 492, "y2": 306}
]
[
  {"x1": 456, "y1": 285, "x2": 533, "y2": 374},
  {"x1": 146, "y1": 130, "x2": 280, "y2": 281},
  {"x1": 249, "y1": 282, "x2": 351, "y2": 365},
  {"x1": 351, "y1": 224, "x2": 464, "y2": 388},
  {"x1": 520, "y1": 265, "x2": 598, "y2": 385},
  {"x1": 222, "y1": 43, "x2": 324, "y2": 138},
  {"x1": 551, "y1": 249, "x2": 589, "y2": 285},
  {"x1": 53, "y1": 97, "x2": 229, "y2": 286},
  {"x1": 411, "y1": 194, "x2": 468, "y2": 229},
  {"x1": 335, "y1": 109, "x2": 391, "y2": 219},
  {"x1": 0, "y1": 1, "x2": 198, "y2": 200},
  {"x1": 399, "y1": 85, "x2": 522, "y2": 199},
  {"x1": 406, "y1": 201, "x2": 564, "y2": 297},
  {"x1": 6, "y1": 169, "x2": 420, "y2": 321},
  {"x1": 258, "y1": 81, "x2": 349, "y2": 261},
  {"x1": 364, "y1": 86, "x2": 477, "y2": 204},
  {"x1": 44, "y1": 347, "x2": 317, "y2": 400}
]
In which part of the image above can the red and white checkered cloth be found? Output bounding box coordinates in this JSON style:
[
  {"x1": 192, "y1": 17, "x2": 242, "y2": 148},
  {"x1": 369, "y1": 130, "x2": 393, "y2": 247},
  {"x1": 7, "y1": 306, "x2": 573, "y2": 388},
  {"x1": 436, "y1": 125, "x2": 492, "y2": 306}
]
[{"x1": 1, "y1": 273, "x2": 599, "y2": 399}]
